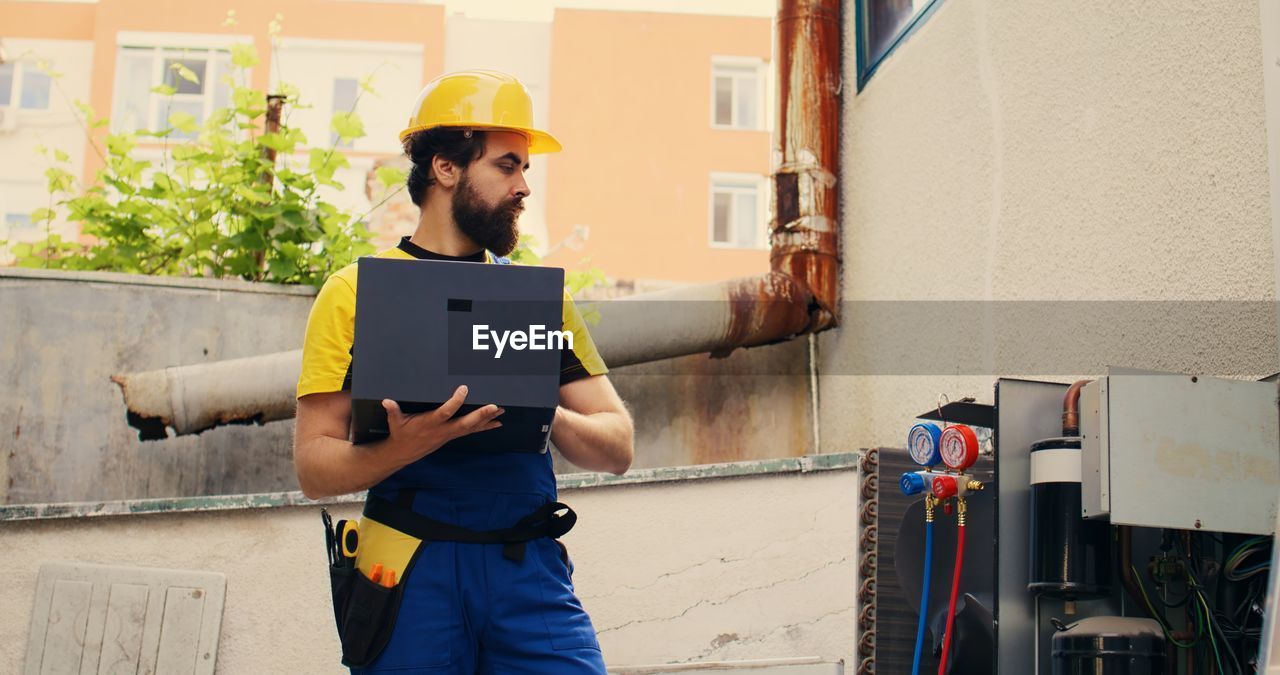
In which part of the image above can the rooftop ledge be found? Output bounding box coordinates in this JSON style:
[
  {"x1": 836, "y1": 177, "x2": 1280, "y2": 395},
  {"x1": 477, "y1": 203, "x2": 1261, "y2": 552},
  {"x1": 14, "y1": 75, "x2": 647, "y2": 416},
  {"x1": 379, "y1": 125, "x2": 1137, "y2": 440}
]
[
  {"x1": 0, "y1": 266, "x2": 318, "y2": 296},
  {"x1": 0, "y1": 452, "x2": 862, "y2": 522}
]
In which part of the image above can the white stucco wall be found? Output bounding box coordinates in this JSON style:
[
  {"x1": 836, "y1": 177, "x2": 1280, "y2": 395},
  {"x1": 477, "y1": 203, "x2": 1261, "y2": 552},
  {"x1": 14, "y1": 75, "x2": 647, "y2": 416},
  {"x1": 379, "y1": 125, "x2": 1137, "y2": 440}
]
[
  {"x1": 0, "y1": 462, "x2": 858, "y2": 672},
  {"x1": 0, "y1": 38, "x2": 93, "y2": 245},
  {"x1": 820, "y1": 0, "x2": 1278, "y2": 451}
]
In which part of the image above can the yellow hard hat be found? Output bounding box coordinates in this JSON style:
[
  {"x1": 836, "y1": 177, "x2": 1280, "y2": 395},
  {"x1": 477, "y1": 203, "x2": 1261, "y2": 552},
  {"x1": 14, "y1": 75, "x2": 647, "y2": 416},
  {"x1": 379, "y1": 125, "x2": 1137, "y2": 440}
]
[{"x1": 398, "y1": 69, "x2": 561, "y2": 154}]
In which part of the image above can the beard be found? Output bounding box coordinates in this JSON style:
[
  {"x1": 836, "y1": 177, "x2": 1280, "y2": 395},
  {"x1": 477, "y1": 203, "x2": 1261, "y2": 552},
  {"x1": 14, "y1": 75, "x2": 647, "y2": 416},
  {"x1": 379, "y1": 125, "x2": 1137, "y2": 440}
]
[{"x1": 452, "y1": 172, "x2": 523, "y2": 257}]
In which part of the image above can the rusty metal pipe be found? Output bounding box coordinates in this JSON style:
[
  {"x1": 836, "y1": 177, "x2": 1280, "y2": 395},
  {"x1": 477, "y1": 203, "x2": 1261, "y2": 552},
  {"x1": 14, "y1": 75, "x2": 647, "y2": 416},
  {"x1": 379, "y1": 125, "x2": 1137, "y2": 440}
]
[
  {"x1": 592, "y1": 272, "x2": 812, "y2": 368},
  {"x1": 113, "y1": 273, "x2": 814, "y2": 435},
  {"x1": 773, "y1": 0, "x2": 842, "y2": 333},
  {"x1": 112, "y1": 351, "x2": 301, "y2": 437}
]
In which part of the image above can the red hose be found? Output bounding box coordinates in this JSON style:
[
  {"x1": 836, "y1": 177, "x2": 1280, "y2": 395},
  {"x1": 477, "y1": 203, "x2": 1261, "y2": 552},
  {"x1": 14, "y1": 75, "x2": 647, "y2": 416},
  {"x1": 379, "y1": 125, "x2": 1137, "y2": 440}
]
[{"x1": 937, "y1": 514, "x2": 966, "y2": 675}]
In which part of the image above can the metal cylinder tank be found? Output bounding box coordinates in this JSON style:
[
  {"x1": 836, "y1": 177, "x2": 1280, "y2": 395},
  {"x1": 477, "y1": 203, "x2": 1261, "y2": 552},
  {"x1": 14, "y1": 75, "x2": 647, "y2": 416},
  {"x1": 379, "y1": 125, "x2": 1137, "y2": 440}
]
[
  {"x1": 1051, "y1": 617, "x2": 1165, "y2": 675},
  {"x1": 1028, "y1": 437, "x2": 1112, "y2": 597}
]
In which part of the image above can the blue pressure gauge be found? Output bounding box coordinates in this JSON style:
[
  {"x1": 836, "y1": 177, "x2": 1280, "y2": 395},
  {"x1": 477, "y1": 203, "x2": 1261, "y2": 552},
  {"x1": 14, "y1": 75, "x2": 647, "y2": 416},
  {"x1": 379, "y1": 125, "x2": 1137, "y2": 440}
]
[{"x1": 907, "y1": 422, "x2": 943, "y2": 467}]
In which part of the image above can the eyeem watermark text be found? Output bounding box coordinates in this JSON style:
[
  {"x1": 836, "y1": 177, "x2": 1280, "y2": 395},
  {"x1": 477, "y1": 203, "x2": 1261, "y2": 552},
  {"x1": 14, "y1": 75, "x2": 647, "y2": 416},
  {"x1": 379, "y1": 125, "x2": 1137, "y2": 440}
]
[{"x1": 472, "y1": 324, "x2": 573, "y2": 358}]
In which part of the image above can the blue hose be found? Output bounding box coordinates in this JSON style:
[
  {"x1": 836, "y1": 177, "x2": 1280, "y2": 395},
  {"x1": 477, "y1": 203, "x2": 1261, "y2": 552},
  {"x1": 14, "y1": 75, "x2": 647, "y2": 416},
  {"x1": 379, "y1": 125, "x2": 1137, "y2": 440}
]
[{"x1": 912, "y1": 512, "x2": 934, "y2": 675}]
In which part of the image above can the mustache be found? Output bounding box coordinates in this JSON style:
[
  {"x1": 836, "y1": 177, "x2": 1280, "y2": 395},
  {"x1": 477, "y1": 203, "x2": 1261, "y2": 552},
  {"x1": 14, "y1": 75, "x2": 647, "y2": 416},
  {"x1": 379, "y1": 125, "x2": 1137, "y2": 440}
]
[{"x1": 503, "y1": 199, "x2": 525, "y2": 217}]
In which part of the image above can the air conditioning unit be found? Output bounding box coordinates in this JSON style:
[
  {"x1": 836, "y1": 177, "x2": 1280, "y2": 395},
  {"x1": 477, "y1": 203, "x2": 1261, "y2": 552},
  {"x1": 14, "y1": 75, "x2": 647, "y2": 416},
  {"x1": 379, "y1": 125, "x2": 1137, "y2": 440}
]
[{"x1": 0, "y1": 107, "x2": 15, "y2": 132}]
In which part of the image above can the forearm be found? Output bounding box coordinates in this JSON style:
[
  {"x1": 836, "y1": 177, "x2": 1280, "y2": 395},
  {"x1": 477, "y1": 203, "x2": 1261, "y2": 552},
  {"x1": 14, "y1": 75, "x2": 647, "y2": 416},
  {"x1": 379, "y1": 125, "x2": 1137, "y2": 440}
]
[
  {"x1": 293, "y1": 435, "x2": 411, "y2": 499},
  {"x1": 550, "y1": 406, "x2": 634, "y2": 475}
]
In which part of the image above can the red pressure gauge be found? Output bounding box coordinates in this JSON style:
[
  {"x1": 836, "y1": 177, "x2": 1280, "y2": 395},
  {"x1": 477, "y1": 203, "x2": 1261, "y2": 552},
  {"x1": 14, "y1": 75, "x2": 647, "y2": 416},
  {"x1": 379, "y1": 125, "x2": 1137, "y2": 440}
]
[{"x1": 939, "y1": 425, "x2": 980, "y2": 471}]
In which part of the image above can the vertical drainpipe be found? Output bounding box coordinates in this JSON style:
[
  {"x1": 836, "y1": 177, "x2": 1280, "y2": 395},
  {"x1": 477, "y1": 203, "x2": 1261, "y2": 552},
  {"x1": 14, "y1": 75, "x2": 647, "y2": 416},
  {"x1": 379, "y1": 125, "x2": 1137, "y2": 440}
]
[
  {"x1": 776, "y1": 0, "x2": 843, "y2": 459},
  {"x1": 774, "y1": 0, "x2": 843, "y2": 333},
  {"x1": 256, "y1": 94, "x2": 286, "y2": 277}
]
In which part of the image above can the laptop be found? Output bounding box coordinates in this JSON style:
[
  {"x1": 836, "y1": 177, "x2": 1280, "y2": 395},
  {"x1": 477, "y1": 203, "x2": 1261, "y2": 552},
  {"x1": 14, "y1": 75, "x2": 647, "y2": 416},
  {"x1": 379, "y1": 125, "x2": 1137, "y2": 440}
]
[{"x1": 349, "y1": 256, "x2": 566, "y2": 452}]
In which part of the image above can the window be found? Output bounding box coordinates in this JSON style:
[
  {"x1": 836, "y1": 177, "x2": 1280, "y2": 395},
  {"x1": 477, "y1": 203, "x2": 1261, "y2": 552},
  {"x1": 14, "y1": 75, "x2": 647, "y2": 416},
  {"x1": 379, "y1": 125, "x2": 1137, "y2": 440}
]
[
  {"x1": 1, "y1": 181, "x2": 47, "y2": 234},
  {"x1": 857, "y1": 0, "x2": 943, "y2": 88},
  {"x1": 712, "y1": 59, "x2": 765, "y2": 130},
  {"x1": 331, "y1": 77, "x2": 359, "y2": 148},
  {"x1": 0, "y1": 62, "x2": 53, "y2": 110},
  {"x1": 111, "y1": 46, "x2": 233, "y2": 137},
  {"x1": 709, "y1": 174, "x2": 767, "y2": 249},
  {"x1": 4, "y1": 212, "x2": 34, "y2": 230}
]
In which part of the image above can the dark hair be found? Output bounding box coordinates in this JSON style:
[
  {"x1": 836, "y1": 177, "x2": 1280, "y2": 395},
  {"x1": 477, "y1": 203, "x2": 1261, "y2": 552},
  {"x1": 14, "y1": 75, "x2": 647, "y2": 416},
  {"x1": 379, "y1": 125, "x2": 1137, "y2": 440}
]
[{"x1": 403, "y1": 128, "x2": 487, "y2": 206}]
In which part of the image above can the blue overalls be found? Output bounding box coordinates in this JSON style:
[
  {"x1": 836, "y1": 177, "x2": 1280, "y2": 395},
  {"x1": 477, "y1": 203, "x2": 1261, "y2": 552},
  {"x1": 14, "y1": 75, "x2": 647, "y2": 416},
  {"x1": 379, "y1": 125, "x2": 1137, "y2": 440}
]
[{"x1": 351, "y1": 439, "x2": 607, "y2": 674}]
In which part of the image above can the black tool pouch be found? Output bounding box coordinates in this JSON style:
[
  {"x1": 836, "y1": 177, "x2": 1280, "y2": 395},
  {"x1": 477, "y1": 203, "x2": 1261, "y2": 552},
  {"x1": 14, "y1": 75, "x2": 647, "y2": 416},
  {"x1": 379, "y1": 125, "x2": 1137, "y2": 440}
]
[
  {"x1": 333, "y1": 560, "x2": 412, "y2": 668},
  {"x1": 323, "y1": 509, "x2": 424, "y2": 669}
]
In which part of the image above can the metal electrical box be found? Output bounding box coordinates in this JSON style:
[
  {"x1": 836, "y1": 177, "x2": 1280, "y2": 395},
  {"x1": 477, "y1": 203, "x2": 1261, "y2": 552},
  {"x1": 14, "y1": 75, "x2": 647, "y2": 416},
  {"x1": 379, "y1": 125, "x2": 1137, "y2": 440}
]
[{"x1": 1080, "y1": 367, "x2": 1280, "y2": 535}]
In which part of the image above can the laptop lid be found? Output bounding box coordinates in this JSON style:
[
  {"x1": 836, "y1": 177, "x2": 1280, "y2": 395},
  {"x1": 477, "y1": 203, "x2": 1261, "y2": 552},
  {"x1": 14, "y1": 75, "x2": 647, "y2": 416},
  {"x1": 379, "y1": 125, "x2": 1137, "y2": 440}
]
[{"x1": 352, "y1": 255, "x2": 565, "y2": 410}]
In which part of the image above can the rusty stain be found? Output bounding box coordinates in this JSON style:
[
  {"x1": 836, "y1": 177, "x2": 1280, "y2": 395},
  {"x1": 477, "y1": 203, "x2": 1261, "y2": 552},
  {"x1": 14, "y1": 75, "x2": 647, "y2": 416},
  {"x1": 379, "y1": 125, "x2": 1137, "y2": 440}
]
[
  {"x1": 1153, "y1": 439, "x2": 1208, "y2": 480},
  {"x1": 714, "y1": 273, "x2": 811, "y2": 359}
]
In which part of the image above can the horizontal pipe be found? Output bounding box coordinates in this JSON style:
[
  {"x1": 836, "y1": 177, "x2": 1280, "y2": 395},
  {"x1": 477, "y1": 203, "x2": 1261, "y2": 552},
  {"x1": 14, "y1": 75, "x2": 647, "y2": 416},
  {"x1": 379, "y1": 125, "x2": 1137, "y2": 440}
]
[
  {"x1": 113, "y1": 351, "x2": 302, "y2": 438},
  {"x1": 113, "y1": 274, "x2": 815, "y2": 436}
]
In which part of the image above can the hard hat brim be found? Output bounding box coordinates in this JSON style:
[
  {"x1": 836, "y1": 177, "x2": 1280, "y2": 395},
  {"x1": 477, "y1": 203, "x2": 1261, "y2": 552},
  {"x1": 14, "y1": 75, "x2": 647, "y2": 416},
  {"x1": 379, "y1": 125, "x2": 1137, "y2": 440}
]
[{"x1": 398, "y1": 123, "x2": 562, "y2": 154}]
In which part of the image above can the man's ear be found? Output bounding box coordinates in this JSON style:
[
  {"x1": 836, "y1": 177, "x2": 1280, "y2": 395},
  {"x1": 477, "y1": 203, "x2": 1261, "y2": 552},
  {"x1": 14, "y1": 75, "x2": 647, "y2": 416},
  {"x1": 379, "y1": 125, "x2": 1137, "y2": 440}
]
[{"x1": 431, "y1": 155, "x2": 459, "y2": 189}]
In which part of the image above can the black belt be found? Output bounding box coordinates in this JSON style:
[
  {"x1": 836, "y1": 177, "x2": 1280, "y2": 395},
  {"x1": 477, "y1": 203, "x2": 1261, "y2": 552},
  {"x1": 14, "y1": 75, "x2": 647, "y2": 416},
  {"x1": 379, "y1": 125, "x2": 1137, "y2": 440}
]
[{"x1": 363, "y1": 493, "x2": 577, "y2": 563}]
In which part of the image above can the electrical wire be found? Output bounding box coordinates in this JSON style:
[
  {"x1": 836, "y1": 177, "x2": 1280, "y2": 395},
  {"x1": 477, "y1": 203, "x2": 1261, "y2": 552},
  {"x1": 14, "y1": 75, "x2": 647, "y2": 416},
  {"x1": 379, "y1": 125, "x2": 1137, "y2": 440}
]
[
  {"x1": 936, "y1": 499, "x2": 965, "y2": 675},
  {"x1": 1130, "y1": 564, "x2": 1198, "y2": 649},
  {"x1": 1185, "y1": 551, "x2": 1243, "y2": 674},
  {"x1": 1196, "y1": 590, "x2": 1226, "y2": 674},
  {"x1": 1225, "y1": 536, "x2": 1273, "y2": 581},
  {"x1": 911, "y1": 497, "x2": 934, "y2": 675}
]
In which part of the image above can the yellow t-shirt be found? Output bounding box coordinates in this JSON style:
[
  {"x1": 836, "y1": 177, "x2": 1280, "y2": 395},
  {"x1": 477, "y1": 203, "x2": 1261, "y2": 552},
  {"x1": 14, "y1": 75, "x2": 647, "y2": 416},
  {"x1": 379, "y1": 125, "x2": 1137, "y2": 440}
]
[{"x1": 297, "y1": 239, "x2": 607, "y2": 399}]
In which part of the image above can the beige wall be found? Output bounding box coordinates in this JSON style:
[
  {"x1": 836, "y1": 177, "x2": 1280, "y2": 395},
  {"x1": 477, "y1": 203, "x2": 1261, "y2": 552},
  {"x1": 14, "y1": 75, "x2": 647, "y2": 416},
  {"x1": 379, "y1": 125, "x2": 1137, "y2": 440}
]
[
  {"x1": 0, "y1": 37, "x2": 94, "y2": 247},
  {"x1": 819, "y1": 0, "x2": 1278, "y2": 451},
  {"x1": 547, "y1": 9, "x2": 773, "y2": 284},
  {"x1": 0, "y1": 466, "x2": 859, "y2": 672}
]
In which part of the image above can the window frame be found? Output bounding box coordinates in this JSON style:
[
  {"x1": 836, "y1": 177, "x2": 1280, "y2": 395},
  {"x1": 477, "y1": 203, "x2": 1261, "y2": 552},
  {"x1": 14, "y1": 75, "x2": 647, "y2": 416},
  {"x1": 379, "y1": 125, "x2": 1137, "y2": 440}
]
[
  {"x1": 0, "y1": 61, "x2": 54, "y2": 112},
  {"x1": 855, "y1": 0, "x2": 946, "y2": 90},
  {"x1": 708, "y1": 172, "x2": 769, "y2": 250},
  {"x1": 110, "y1": 33, "x2": 250, "y2": 136},
  {"x1": 330, "y1": 76, "x2": 360, "y2": 149},
  {"x1": 710, "y1": 56, "x2": 768, "y2": 132}
]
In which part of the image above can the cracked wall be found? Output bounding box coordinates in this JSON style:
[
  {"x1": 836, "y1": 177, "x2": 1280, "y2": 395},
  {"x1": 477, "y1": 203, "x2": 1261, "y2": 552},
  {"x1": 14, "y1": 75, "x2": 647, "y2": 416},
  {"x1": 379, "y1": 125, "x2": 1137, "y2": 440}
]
[{"x1": 0, "y1": 465, "x2": 860, "y2": 670}]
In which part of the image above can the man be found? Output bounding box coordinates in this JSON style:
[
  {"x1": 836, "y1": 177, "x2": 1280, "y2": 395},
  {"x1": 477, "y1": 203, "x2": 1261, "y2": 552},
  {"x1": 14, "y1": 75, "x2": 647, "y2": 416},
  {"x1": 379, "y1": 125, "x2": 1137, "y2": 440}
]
[{"x1": 294, "y1": 70, "x2": 634, "y2": 674}]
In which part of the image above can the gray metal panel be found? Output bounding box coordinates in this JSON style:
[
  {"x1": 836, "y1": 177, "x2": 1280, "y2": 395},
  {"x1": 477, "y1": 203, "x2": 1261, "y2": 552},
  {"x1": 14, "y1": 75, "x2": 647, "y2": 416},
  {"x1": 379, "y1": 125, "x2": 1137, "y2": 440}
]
[
  {"x1": 1105, "y1": 368, "x2": 1280, "y2": 535},
  {"x1": 994, "y1": 379, "x2": 1070, "y2": 675},
  {"x1": 24, "y1": 562, "x2": 225, "y2": 675},
  {"x1": 1080, "y1": 379, "x2": 1108, "y2": 519}
]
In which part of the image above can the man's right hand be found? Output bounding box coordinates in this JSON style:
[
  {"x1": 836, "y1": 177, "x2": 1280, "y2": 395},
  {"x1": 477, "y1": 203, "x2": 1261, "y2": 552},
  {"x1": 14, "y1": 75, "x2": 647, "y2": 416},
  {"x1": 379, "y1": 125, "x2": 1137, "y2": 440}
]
[{"x1": 381, "y1": 385, "x2": 504, "y2": 463}]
